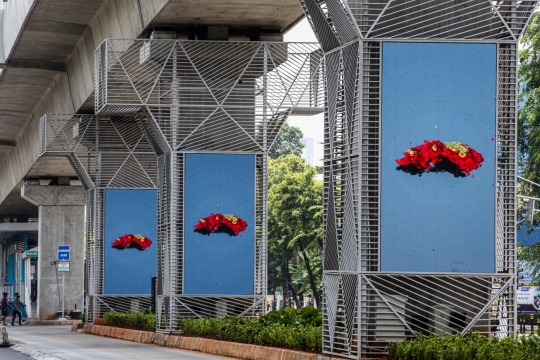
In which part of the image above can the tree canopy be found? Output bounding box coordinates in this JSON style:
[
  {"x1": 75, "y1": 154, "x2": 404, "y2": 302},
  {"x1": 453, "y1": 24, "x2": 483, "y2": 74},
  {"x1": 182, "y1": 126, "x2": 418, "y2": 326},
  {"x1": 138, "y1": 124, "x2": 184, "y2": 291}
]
[
  {"x1": 519, "y1": 13, "x2": 540, "y2": 194},
  {"x1": 268, "y1": 123, "x2": 305, "y2": 159},
  {"x1": 268, "y1": 155, "x2": 323, "y2": 308},
  {"x1": 517, "y1": 12, "x2": 540, "y2": 282}
]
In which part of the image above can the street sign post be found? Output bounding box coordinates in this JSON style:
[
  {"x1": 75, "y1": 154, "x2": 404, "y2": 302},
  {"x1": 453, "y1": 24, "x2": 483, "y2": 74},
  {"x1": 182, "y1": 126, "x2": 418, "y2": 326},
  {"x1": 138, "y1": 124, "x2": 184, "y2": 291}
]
[
  {"x1": 26, "y1": 251, "x2": 38, "y2": 257},
  {"x1": 56, "y1": 246, "x2": 70, "y2": 320},
  {"x1": 58, "y1": 245, "x2": 70, "y2": 261},
  {"x1": 58, "y1": 262, "x2": 70, "y2": 272},
  {"x1": 57, "y1": 260, "x2": 70, "y2": 320}
]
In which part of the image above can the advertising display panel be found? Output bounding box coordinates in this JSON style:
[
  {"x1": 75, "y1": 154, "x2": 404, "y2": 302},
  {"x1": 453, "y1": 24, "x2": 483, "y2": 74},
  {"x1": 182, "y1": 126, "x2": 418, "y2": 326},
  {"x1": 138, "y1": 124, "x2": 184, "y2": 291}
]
[
  {"x1": 381, "y1": 42, "x2": 496, "y2": 273},
  {"x1": 517, "y1": 286, "x2": 540, "y2": 312},
  {"x1": 104, "y1": 189, "x2": 157, "y2": 294},
  {"x1": 184, "y1": 154, "x2": 255, "y2": 295}
]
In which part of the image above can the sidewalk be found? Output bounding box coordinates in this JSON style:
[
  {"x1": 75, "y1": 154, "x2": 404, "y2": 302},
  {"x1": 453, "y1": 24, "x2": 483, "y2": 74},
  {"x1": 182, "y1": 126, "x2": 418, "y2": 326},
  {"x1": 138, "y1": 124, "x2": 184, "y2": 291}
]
[{"x1": 6, "y1": 325, "x2": 230, "y2": 359}]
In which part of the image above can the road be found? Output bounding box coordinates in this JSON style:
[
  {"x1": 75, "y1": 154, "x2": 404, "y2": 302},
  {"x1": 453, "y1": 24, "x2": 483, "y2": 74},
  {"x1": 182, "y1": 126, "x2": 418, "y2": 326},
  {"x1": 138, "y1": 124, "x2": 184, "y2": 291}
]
[
  {"x1": 2, "y1": 325, "x2": 234, "y2": 360},
  {"x1": 0, "y1": 347, "x2": 31, "y2": 359}
]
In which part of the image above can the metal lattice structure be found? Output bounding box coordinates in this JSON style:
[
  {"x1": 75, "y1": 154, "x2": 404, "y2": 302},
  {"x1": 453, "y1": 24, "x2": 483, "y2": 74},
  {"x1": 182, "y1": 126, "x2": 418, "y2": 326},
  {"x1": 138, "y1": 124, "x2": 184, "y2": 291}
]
[
  {"x1": 94, "y1": 39, "x2": 324, "y2": 332},
  {"x1": 297, "y1": 0, "x2": 538, "y2": 358},
  {"x1": 40, "y1": 114, "x2": 157, "y2": 320}
]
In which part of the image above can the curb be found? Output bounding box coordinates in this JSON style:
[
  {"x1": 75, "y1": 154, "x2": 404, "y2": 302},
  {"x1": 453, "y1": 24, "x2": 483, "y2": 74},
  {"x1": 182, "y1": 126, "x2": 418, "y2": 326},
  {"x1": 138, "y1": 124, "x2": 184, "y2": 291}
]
[
  {"x1": 74, "y1": 323, "x2": 362, "y2": 360},
  {"x1": 26, "y1": 319, "x2": 81, "y2": 326}
]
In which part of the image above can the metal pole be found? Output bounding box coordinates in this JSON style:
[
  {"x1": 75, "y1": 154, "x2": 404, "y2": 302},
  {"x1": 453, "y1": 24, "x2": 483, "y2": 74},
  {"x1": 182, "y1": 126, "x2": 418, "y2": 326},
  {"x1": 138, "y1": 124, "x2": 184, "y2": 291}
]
[
  {"x1": 62, "y1": 273, "x2": 65, "y2": 318},
  {"x1": 263, "y1": 45, "x2": 268, "y2": 152},
  {"x1": 517, "y1": 175, "x2": 540, "y2": 189}
]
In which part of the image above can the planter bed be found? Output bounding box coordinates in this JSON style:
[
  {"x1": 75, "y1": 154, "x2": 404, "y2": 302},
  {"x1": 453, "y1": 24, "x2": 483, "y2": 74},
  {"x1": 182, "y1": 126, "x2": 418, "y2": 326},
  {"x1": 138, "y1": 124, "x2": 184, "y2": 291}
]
[{"x1": 74, "y1": 323, "x2": 384, "y2": 360}]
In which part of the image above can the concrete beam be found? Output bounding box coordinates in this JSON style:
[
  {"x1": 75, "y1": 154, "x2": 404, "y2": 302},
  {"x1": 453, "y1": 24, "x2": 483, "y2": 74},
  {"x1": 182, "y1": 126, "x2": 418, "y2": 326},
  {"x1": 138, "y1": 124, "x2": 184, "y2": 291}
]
[
  {"x1": 0, "y1": 139, "x2": 15, "y2": 147},
  {"x1": 3, "y1": 0, "x2": 36, "y2": 62},
  {"x1": 0, "y1": 222, "x2": 38, "y2": 232},
  {"x1": 148, "y1": 0, "x2": 304, "y2": 33},
  {"x1": 21, "y1": 184, "x2": 86, "y2": 207},
  {"x1": 0, "y1": 60, "x2": 66, "y2": 72},
  {"x1": 0, "y1": 0, "x2": 170, "y2": 206}
]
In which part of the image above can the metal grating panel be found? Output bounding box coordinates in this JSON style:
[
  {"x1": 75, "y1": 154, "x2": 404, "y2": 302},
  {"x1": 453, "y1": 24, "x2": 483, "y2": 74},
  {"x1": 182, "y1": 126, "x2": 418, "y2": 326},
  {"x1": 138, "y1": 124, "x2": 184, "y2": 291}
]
[
  {"x1": 495, "y1": 42, "x2": 518, "y2": 337},
  {"x1": 95, "y1": 40, "x2": 324, "y2": 156},
  {"x1": 7, "y1": 242, "x2": 24, "y2": 256},
  {"x1": 93, "y1": 295, "x2": 153, "y2": 318},
  {"x1": 86, "y1": 188, "x2": 106, "y2": 321},
  {"x1": 360, "y1": 41, "x2": 380, "y2": 274},
  {"x1": 321, "y1": 39, "x2": 362, "y2": 358},
  {"x1": 85, "y1": 188, "x2": 96, "y2": 322},
  {"x1": 255, "y1": 154, "x2": 268, "y2": 297},
  {"x1": 40, "y1": 114, "x2": 158, "y2": 189},
  {"x1": 361, "y1": 274, "x2": 514, "y2": 355},
  {"x1": 301, "y1": 0, "x2": 538, "y2": 41},
  {"x1": 366, "y1": 0, "x2": 514, "y2": 40}
]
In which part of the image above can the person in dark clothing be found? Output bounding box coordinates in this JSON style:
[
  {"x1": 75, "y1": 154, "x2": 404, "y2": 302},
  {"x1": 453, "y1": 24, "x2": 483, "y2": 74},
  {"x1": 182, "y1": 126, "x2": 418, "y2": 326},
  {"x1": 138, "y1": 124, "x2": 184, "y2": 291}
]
[
  {"x1": 11, "y1": 292, "x2": 23, "y2": 326},
  {"x1": 0, "y1": 292, "x2": 7, "y2": 325}
]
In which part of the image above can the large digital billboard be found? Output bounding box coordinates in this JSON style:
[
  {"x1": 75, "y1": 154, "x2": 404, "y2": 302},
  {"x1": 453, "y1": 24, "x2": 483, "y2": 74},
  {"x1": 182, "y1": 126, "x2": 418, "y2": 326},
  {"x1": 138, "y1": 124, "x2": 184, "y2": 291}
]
[
  {"x1": 381, "y1": 42, "x2": 496, "y2": 273},
  {"x1": 104, "y1": 189, "x2": 157, "y2": 294},
  {"x1": 184, "y1": 154, "x2": 255, "y2": 295}
]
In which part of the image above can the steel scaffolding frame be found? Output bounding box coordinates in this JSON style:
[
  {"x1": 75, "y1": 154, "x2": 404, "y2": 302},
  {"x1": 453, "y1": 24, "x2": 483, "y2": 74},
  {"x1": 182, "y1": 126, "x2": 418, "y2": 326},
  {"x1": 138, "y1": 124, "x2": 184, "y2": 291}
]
[
  {"x1": 94, "y1": 39, "x2": 324, "y2": 332},
  {"x1": 39, "y1": 114, "x2": 157, "y2": 320},
  {"x1": 298, "y1": 0, "x2": 537, "y2": 358}
]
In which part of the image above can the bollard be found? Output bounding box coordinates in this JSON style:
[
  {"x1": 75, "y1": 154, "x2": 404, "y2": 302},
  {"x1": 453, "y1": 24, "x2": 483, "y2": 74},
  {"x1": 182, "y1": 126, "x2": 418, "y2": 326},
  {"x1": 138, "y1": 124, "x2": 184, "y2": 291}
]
[{"x1": 0, "y1": 326, "x2": 8, "y2": 347}]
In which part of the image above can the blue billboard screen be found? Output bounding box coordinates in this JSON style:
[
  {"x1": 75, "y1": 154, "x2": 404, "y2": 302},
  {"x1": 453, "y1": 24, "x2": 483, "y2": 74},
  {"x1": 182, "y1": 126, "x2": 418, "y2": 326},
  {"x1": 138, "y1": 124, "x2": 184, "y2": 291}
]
[
  {"x1": 104, "y1": 189, "x2": 157, "y2": 294},
  {"x1": 381, "y1": 42, "x2": 496, "y2": 273},
  {"x1": 184, "y1": 154, "x2": 255, "y2": 295}
]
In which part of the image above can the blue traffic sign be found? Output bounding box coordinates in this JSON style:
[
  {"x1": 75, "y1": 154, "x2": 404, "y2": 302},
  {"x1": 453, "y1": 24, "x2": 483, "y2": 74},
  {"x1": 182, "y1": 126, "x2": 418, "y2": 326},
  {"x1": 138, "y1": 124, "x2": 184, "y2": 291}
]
[{"x1": 58, "y1": 245, "x2": 70, "y2": 261}]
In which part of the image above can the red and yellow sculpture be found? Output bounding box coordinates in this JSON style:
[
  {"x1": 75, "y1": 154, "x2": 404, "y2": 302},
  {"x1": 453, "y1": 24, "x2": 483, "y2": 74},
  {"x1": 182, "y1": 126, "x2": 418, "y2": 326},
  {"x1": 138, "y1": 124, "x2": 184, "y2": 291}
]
[
  {"x1": 112, "y1": 234, "x2": 153, "y2": 251},
  {"x1": 396, "y1": 140, "x2": 484, "y2": 176},
  {"x1": 194, "y1": 213, "x2": 248, "y2": 236}
]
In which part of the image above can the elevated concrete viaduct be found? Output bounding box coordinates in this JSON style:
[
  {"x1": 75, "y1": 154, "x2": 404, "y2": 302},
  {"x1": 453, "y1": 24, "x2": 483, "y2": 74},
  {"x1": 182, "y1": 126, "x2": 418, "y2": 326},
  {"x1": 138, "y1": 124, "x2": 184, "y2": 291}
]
[{"x1": 0, "y1": 0, "x2": 305, "y2": 319}]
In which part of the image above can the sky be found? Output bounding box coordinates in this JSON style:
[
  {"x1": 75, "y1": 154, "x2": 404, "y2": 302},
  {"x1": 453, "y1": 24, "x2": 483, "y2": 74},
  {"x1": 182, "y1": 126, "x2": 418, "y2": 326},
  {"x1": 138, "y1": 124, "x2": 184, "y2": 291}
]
[{"x1": 284, "y1": 19, "x2": 324, "y2": 166}]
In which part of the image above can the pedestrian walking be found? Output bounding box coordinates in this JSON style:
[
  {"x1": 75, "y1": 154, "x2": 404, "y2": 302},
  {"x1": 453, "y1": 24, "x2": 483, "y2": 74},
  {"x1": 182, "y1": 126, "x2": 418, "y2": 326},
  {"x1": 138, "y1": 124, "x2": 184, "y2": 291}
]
[
  {"x1": 11, "y1": 292, "x2": 23, "y2": 326},
  {"x1": 0, "y1": 292, "x2": 7, "y2": 325}
]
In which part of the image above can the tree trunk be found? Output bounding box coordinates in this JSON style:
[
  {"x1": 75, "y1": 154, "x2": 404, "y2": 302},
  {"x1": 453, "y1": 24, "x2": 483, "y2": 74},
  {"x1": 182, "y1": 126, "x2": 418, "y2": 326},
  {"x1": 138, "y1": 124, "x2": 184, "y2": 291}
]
[
  {"x1": 289, "y1": 277, "x2": 301, "y2": 308},
  {"x1": 301, "y1": 248, "x2": 322, "y2": 308},
  {"x1": 280, "y1": 260, "x2": 290, "y2": 308}
]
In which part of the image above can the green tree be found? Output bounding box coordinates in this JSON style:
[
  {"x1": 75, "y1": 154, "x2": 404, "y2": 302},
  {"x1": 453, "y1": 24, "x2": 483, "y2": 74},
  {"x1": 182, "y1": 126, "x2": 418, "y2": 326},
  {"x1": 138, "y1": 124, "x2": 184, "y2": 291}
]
[
  {"x1": 517, "y1": 13, "x2": 540, "y2": 282},
  {"x1": 268, "y1": 214, "x2": 301, "y2": 308},
  {"x1": 268, "y1": 123, "x2": 305, "y2": 159},
  {"x1": 268, "y1": 155, "x2": 323, "y2": 308},
  {"x1": 518, "y1": 243, "x2": 540, "y2": 285},
  {"x1": 519, "y1": 13, "x2": 540, "y2": 195}
]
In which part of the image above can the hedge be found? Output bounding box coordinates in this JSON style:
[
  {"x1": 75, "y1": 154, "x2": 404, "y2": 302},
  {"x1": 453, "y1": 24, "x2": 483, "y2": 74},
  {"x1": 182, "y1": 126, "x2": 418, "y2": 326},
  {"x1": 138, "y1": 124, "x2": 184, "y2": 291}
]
[
  {"x1": 102, "y1": 306, "x2": 322, "y2": 352},
  {"x1": 103, "y1": 308, "x2": 156, "y2": 331},
  {"x1": 388, "y1": 331, "x2": 540, "y2": 360},
  {"x1": 179, "y1": 316, "x2": 321, "y2": 352}
]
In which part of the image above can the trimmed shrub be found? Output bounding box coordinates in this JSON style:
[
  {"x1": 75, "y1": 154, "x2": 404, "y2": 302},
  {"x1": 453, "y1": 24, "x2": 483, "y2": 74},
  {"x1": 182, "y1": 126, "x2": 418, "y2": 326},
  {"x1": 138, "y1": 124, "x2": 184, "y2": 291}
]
[
  {"x1": 103, "y1": 308, "x2": 155, "y2": 331},
  {"x1": 388, "y1": 331, "x2": 540, "y2": 360},
  {"x1": 102, "y1": 306, "x2": 322, "y2": 352},
  {"x1": 180, "y1": 316, "x2": 321, "y2": 352}
]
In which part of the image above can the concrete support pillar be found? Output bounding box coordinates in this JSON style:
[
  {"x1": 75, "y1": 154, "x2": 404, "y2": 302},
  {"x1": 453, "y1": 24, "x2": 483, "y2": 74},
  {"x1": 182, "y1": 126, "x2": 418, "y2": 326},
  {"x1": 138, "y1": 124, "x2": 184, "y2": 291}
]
[{"x1": 21, "y1": 184, "x2": 85, "y2": 320}]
